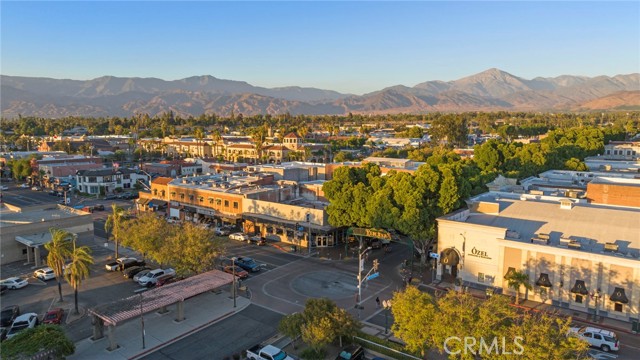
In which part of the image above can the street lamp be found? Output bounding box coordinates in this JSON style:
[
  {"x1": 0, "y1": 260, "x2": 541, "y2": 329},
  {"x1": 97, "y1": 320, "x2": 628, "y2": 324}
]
[
  {"x1": 592, "y1": 288, "x2": 601, "y2": 321},
  {"x1": 231, "y1": 257, "x2": 237, "y2": 308},
  {"x1": 383, "y1": 299, "x2": 392, "y2": 334},
  {"x1": 140, "y1": 292, "x2": 145, "y2": 349}
]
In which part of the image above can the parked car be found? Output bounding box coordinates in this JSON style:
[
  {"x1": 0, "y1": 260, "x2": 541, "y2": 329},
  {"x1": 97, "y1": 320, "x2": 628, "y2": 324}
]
[
  {"x1": 234, "y1": 257, "x2": 261, "y2": 272},
  {"x1": 42, "y1": 308, "x2": 64, "y2": 325},
  {"x1": 568, "y1": 326, "x2": 619, "y2": 352},
  {"x1": 223, "y1": 265, "x2": 249, "y2": 279},
  {"x1": 155, "y1": 273, "x2": 177, "y2": 287},
  {"x1": 1, "y1": 305, "x2": 20, "y2": 328},
  {"x1": 336, "y1": 344, "x2": 365, "y2": 360},
  {"x1": 0, "y1": 277, "x2": 28, "y2": 290},
  {"x1": 133, "y1": 269, "x2": 152, "y2": 282},
  {"x1": 34, "y1": 267, "x2": 56, "y2": 281},
  {"x1": 93, "y1": 204, "x2": 105, "y2": 211},
  {"x1": 105, "y1": 257, "x2": 143, "y2": 271},
  {"x1": 19, "y1": 183, "x2": 30, "y2": 188},
  {"x1": 246, "y1": 344, "x2": 293, "y2": 360},
  {"x1": 123, "y1": 266, "x2": 149, "y2": 279},
  {"x1": 31, "y1": 186, "x2": 41, "y2": 191},
  {"x1": 105, "y1": 194, "x2": 118, "y2": 200},
  {"x1": 229, "y1": 233, "x2": 249, "y2": 242},
  {"x1": 214, "y1": 227, "x2": 231, "y2": 236},
  {"x1": 138, "y1": 268, "x2": 176, "y2": 287},
  {"x1": 1, "y1": 185, "x2": 9, "y2": 191},
  {"x1": 48, "y1": 190, "x2": 58, "y2": 196},
  {"x1": 5, "y1": 313, "x2": 38, "y2": 340},
  {"x1": 249, "y1": 236, "x2": 267, "y2": 246}
]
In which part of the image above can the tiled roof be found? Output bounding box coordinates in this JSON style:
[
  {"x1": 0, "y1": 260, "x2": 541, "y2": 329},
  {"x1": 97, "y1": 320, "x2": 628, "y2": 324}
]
[{"x1": 284, "y1": 132, "x2": 301, "y2": 139}]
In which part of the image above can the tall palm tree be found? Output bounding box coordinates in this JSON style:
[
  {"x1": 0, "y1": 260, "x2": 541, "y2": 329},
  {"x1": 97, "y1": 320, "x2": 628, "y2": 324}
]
[
  {"x1": 504, "y1": 270, "x2": 532, "y2": 304},
  {"x1": 105, "y1": 203, "x2": 127, "y2": 259},
  {"x1": 65, "y1": 241, "x2": 94, "y2": 315},
  {"x1": 194, "y1": 127, "x2": 205, "y2": 157},
  {"x1": 45, "y1": 228, "x2": 74, "y2": 302},
  {"x1": 251, "y1": 127, "x2": 267, "y2": 164},
  {"x1": 211, "y1": 129, "x2": 221, "y2": 158}
]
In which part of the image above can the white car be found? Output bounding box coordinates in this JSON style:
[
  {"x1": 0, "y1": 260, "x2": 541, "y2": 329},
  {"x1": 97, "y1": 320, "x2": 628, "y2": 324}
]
[
  {"x1": 0, "y1": 185, "x2": 8, "y2": 191},
  {"x1": 568, "y1": 326, "x2": 619, "y2": 352},
  {"x1": 34, "y1": 267, "x2": 56, "y2": 281},
  {"x1": 229, "y1": 233, "x2": 249, "y2": 241},
  {"x1": 5, "y1": 313, "x2": 38, "y2": 340},
  {"x1": 138, "y1": 268, "x2": 176, "y2": 287},
  {"x1": 0, "y1": 277, "x2": 29, "y2": 289},
  {"x1": 20, "y1": 183, "x2": 30, "y2": 188}
]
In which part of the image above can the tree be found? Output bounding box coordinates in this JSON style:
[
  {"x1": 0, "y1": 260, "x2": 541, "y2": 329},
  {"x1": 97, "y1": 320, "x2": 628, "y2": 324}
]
[
  {"x1": 279, "y1": 313, "x2": 305, "y2": 349},
  {"x1": 391, "y1": 286, "x2": 437, "y2": 357},
  {"x1": 122, "y1": 212, "x2": 170, "y2": 262},
  {"x1": 194, "y1": 127, "x2": 205, "y2": 157},
  {"x1": 504, "y1": 269, "x2": 532, "y2": 304},
  {"x1": 44, "y1": 228, "x2": 74, "y2": 303},
  {"x1": 105, "y1": 203, "x2": 127, "y2": 259},
  {"x1": 0, "y1": 325, "x2": 75, "y2": 360},
  {"x1": 64, "y1": 241, "x2": 94, "y2": 315},
  {"x1": 161, "y1": 222, "x2": 225, "y2": 276},
  {"x1": 301, "y1": 317, "x2": 334, "y2": 354},
  {"x1": 251, "y1": 126, "x2": 268, "y2": 164}
]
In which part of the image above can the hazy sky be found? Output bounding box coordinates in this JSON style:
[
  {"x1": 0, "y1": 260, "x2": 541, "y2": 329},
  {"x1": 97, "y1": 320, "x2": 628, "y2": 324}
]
[{"x1": 2, "y1": 1, "x2": 638, "y2": 94}]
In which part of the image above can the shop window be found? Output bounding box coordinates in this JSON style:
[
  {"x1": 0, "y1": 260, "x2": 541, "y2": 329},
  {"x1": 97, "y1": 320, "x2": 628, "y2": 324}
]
[
  {"x1": 575, "y1": 295, "x2": 583, "y2": 304},
  {"x1": 286, "y1": 230, "x2": 294, "y2": 237},
  {"x1": 614, "y1": 303, "x2": 623, "y2": 312},
  {"x1": 478, "y1": 273, "x2": 485, "y2": 283},
  {"x1": 266, "y1": 226, "x2": 274, "y2": 233},
  {"x1": 276, "y1": 228, "x2": 284, "y2": 235},
  {"x1": 233, "y1": 201, "x2": 239, "y2": 209}
]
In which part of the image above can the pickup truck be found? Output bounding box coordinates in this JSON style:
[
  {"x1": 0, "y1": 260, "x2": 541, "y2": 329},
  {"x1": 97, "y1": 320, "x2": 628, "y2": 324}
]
[
  {"x1": 138, "y1": 268, "x2": 176, "y2": 287},
  {"x1": 105, "y1": 257, "x2": 144, "y2": 271},
  {"x1": 246, "y1": 344, "x2": 293, "y2": 360}
]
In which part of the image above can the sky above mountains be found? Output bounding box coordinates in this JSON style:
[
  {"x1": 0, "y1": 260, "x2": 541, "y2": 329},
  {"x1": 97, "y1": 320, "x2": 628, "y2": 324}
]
[{"x1": 2, "y1": 1, "x2": 638, "y2": 95}]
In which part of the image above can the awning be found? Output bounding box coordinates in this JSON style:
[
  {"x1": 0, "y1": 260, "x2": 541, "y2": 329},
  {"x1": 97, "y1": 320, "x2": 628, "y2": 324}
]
[
  {"x1": 149, "y1": 200, "x2": 167, "y2": 208},
  {"x1": 243, "y1": 212, "x2": 333, "y2": 232},
  {"x1": 440, "y1": 248, "x2": 460, "y2": 266},
  {"x1": 504, "y1": 267, "x2": 516, "y2": 278},
  {"x1": 610, "y1": 287, "x2": 629, "y2": 304},
  {"x1": 570, "y1": 280, "x2": 589, "y2": 295},
  {"x1": 137, "y1": 198, "x2": 151, "y2": 206},
  {"x1": 535, "y1": 273, "x2": 552, "y2": 287}
]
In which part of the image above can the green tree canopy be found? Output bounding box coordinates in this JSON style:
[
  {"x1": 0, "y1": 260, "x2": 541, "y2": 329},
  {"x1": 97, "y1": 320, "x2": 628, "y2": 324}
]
[{"x1": 0, "y1": 325, "x2": 75, "y2": 360}]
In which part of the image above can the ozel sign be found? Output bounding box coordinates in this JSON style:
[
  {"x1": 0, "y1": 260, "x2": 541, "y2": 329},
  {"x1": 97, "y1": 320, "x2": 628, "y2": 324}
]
[{"x1": 468, "y1": 247, "x2": 491, "y2": 260}]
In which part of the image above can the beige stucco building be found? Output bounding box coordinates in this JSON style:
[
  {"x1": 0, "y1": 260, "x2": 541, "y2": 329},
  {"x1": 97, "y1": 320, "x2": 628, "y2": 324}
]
[{"x1": 436, "y1": 191, "x2": 640, "y2": 322}]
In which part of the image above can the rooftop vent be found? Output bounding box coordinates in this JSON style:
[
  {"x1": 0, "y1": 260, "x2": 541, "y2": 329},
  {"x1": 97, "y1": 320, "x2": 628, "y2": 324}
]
[
  {"x1": 560, "y1": 199, "x2": 573, "y2": 210},
  {"x1": 604, "y1": 243, "x2": 619, "y2": 252}
]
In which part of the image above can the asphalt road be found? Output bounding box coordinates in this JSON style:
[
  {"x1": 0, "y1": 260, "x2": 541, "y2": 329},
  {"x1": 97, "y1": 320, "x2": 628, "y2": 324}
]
[{"x1": 141, "y1": 304, "x2": 284, "y2": 360}]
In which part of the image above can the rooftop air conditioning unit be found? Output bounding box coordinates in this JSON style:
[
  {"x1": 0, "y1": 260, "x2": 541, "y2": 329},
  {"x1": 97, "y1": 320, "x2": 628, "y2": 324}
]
[
  {"x1": 604, "y1": 243, "x2": 619, "y2": 252},
  {"x1": 568, "y1": 240, "x2": 581, "y2": 249},
  {"x1": 560, "y1": 237, "x2": 571, "y2": 247}
]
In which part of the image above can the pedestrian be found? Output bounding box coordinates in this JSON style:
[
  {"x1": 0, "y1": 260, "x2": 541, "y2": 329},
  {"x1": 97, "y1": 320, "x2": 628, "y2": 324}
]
[{"x1": 376, "y1": 296, "x2": 380, "y2": 308}]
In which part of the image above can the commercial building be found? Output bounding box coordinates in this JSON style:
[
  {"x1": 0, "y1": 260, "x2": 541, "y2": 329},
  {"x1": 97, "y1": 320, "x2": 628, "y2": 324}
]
[
  {"x1": 75, "y1": 168, "x2": 148, "y2": 195},
  {"x1": 436, "y1": 190, "x2": 640, "y2": 322}
]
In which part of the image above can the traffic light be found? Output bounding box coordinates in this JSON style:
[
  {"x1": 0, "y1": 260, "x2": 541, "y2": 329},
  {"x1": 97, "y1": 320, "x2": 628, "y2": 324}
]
[{"x1": 373, "y1": 259, "x2": 379, "y2": 271}]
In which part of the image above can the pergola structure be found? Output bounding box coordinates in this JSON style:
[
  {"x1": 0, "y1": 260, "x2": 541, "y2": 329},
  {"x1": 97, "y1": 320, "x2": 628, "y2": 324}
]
[{"x1": 88, "y1": 269, "x2": 233, "y2": 351}]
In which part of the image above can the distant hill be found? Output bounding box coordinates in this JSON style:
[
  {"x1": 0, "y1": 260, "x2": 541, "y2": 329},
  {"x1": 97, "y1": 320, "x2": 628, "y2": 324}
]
[{"x1": 1, "y1": 69, "x2": 638, "y2": 118}]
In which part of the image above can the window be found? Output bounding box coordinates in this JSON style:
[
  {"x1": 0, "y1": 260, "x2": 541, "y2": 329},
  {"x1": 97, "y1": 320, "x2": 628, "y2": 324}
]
[
  {"x1": 88, "y1": 177, "x2": 97, "y2": 183},
  {"x1": 478, "y1": 273, "x2": 485, "y2": 282},
  {"x1": 614, "y1": 303, "x2": 623, "y2": 312},
  {"x1": 104, "y1": 176, "x2": 112, "y2": 182},
  {"x1": 224, "y1": 200, "x2": 229, "y2": 207},
  {"x1": 216, "y1": 199, "x2": 221, "y2": 205},
  {"x1": 153, "y1": 189, "x2": 158, "y2": 196},
  {"x1": 233, "y1": 201, "x2": 239, "y2": 209},
  {"x1": 208, "y1": 198, "x2": 214, "y2": 204},
  {"x1": 123, "y1": 174, "x2": 130, "y2": 179},
  {"x1": 575, "y1": 295, "x2": 583, "y2": 304},
  {"x1": 180, "y1": 194, "x2": 185, "y2": 200}
]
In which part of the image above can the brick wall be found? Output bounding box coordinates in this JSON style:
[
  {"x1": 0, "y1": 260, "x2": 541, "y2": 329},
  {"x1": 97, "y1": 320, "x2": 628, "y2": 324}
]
[{"x1": 587, "y1": 183, "x2": 640, "y2": 207}]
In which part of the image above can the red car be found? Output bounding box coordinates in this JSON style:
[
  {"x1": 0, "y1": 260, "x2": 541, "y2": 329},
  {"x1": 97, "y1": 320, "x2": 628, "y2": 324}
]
[
  {"x1": 42, "y1": 308, "x2": 64, "y2": 325},
  {"x1": 223, "y1": 265, "x2": 249, "y2": 279}
]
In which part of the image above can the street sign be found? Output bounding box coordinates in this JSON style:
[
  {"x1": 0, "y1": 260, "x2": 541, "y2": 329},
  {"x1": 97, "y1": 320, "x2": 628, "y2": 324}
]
[
  {"x1": 366, "y1": 272, "x2": 380, "y2": 281},
  {"x1": 429, "y1": 252, "x2": 440, "y2": 259}
]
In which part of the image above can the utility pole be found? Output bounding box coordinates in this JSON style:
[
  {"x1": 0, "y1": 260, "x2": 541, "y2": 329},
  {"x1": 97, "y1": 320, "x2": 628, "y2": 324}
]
[
  {"x1": 307, "y1": 212, "x2": 312, "y2": 257},
  {"x1": 356, "y1": 236, "x2": 378, "y2": 319}
]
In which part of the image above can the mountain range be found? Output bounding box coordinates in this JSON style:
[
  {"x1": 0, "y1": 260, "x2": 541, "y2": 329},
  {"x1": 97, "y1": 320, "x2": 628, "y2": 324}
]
[{"x1": 1, "y1": 68, "x2": 639, "y2": 118}]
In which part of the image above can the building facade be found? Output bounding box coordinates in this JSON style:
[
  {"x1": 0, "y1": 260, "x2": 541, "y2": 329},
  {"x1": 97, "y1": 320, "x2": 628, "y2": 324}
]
[
  {"x1": 76, "y1": 168, "x2": 148, "y2": 195},
  {"x1": 436, "y1": 191, "x2": 640, "y2": 323}
]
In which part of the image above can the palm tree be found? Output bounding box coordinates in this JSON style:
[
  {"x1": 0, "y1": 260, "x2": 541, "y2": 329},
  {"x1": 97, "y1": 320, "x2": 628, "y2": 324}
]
[
  {"x1": 194, "y1": 127, "x2": 205, "y2": 157},
  {"x1": 251, "y1": 127, "x2": 267, "y2": 164},
  {"x1": 211, "y1": 129, "x2": 221, "y2": 158},
  {"x1": 504, "y1": 270, "x2": 532, "y2": 304},
  {"x1": 105, "y1": 203, "x2": 127, "y2": 259},
  {"x1": 65, "y1": 241, "x2": 94, "y2": 315},
  {"x1": 45, "y1": 228, "x2": 74, "y2": 302}
]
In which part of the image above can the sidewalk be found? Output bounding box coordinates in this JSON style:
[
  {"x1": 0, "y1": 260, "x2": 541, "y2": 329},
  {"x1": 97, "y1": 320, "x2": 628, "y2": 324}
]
[
  {"x1": 69, "y1": 290, "x2": 250, "y2": 360},
  {"x1": 424, "y1": 281, "x2": 638, "y2": 336}
]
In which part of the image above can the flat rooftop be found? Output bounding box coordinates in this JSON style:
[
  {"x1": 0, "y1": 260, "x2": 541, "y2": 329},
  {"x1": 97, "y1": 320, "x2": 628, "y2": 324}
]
[
  {"x1": 0, "y1": 207, "x2": 83, "y2": 228},
  {"x1": 169, "y1": 174, "x2": 275, "y2": 195},
  {"x1": 450, "y1": 192, "x2": 640, "y2": 259}
]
